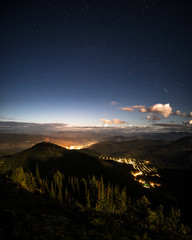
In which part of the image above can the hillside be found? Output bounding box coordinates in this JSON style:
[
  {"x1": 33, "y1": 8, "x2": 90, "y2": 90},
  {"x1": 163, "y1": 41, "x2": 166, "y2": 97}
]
[
  {"x1": 1, "y1": 142, "x2": 145, "y2": 195},
  {"x1": 90, "y1": 139, "x2": 171, "y2": 157},
  {"x1": 0, "y1": 141, "x2": 192, "y2": 239},
  {"x1": 1, "y1": 177, "x2": 191, "y2": 240},
  {"x1": 90, "y1": 137, "x2": 192, "y2": 169}
]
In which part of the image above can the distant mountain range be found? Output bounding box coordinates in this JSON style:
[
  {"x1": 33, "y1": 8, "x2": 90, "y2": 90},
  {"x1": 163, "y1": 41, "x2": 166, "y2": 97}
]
[
  {"x1": 105, "y1": 131, "x2": 192, "y2": 142},
  {"x1": 0, "y1": 131, "x2": 192, "y2": 157}
]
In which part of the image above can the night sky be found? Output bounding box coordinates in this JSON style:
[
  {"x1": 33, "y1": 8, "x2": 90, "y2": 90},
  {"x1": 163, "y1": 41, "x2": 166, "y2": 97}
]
[{"x1": 1, "y1": 1, "x2": 192, "y2": 131}]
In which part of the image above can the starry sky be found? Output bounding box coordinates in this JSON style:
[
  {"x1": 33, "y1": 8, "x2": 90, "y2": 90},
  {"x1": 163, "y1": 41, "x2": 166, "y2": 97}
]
[{"x1": 1, "y1": 0, "x2": 192, "y2": 132}]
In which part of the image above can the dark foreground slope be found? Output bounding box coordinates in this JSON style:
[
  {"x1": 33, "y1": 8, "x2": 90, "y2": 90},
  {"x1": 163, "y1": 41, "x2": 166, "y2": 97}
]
[{"x1": 0, "y1": 178, "x2": 191, "y2": 240}]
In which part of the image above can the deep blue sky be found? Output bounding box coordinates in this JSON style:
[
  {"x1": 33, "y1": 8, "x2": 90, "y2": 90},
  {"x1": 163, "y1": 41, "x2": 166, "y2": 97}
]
[{"x1": 1, "y1": 0, "x2": 192, "y2": 130}]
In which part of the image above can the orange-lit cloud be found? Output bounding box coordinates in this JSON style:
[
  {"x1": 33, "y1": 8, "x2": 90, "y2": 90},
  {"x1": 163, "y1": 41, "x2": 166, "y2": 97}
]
[
  {"x1": 118, "y1": 103, "x2": 192, "y2": 122},
  {"x1": 132, "y1": 105, "x2": 146, "y2": 109},
  {"x1": 147, "y1": 103, "x2": 172, "y2": 118},
  {"x1": 100, "y1": 118, "x2": 126, "y2": 125},
  {"x1": 120, "y1": 105, "x2": 145, "y2": 112},
  {"x1": 140, "y1": 107, "x2": 148, "y2": 113},
  {"x1": 121, "y1": 107, "x2": 135, "y2": 112},
  {"x1": 113, "y1": 118, "x2": 126, "y2": 124},
  {"x1": 121, "y1": 103, "x2": 173, "y2": 118},
  {"x1": 100, "y1": 119, "x2": 113, "y2": 124}
]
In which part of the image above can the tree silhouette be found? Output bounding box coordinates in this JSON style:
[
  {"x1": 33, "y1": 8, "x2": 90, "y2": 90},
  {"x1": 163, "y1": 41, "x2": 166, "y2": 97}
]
[{"x1": 11, "y1": 167, "x2": 26, "y2": 187}]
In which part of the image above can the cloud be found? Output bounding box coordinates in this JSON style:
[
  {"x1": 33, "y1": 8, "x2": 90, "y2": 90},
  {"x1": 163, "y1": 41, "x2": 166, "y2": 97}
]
[
  {"x1": 121, "y1": 103, "x2": 192, "y2": 123},
  {"x1": 132, "y1": 105, "x2": 146, "y2": 109},
  {"x1": 152, "y1": 122, "x2": 192, "y2": 132},
  {"x1": 0, "y1": 116, "x2": 17, "y2": 121},
  {"x1": 113, "y1": 119, "x2": 126, "y2": 124},
  {"x1": 100, "y1": 118, "x2": 126, "y2": 125},
  {"x1": 140, "y1": 107, "x2": 148, "y2": 113},
  {"x1": 121, "y1": 107, "x2": 135, "y2": 112},
  {"x1": 121, "y1": 103, "x2": 173, "y2": 118},
  {"x1": 100, "y1": 119, "x2": 113, "y2": 124},
  {"x1": 175, "y1": 110, "x2": 181, "y2": 116},
  {"x1": 110, "y1": 101, "x2": 119, "y2": 106},
  {"x1": 120, "y1": 105, "x2": 145, "y2": 112},
  {"x1": 172, "y1": 110, "x2": 192, "y2": 118},
  {"x1": 146, "y1": 115, "x2": 161, "y2": 121},
  {"x1": 0, "y1": 121, "x2": 68, "y2": 133},
  {"x1": 153, "y1": 123, "x2": 183, "y2": 127},
  {"x1": 147, "y1": 103, "x2": 172, "y2": 118},
  {"x1": 183, "y1": 120, "x2": 192, "y2": 125}
]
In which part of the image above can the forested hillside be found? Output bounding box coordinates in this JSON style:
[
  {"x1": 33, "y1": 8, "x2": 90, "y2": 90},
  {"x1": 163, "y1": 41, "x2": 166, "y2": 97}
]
[{"x1": 0, "y1": 142, "x2": 191, "y2": 239}]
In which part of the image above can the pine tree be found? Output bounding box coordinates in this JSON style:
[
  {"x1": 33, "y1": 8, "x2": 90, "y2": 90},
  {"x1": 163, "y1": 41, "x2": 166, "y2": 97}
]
[
  {"x1": 119, "y1": 187, "x2": 127, "y2": 213},
  {"x1": 44, "y1": 179, "x2": 49, "y2": 194},
  {"x1": 86, "y1": 190, "x2": 91, "y2": 208},
  {"x1": 53, "y1": 170, "x2": 64, "y2": 189},
  {"x1": 106, "y1": 182, "x2": 110, "y2": 202},
  {"x1": 100, "y1": 176, "x2": 106, "y2": 211},
  {"x1": 35, "y1": 163, "x2": 40, "y2": 183},
  {"x1": 96, "y1": 180, "x2": 101, "y2": 210},
  {"x1": 96, "y1": 176, "x2": 106, "y2": 211},
  {"x1": 88, "y1": 175, "x2": 97, "y2": 207},
  {"x1": 80, "y1": 178, "x2": 88, "y2": 206},
  {"x1": 75, "y1": 177, "x2": 80, "y2": 195},
  {"x1": 50, "y1": 180, "x2": 56, "y2": 198},
  {"x1": 11, "y1": 167, "x2": 26, "y2": 187},
  {"x1": 57, "y1": 186, "x2": 63, "y2": 202},
  {"x1": 65, "y1": 187, "x2": 69, "y2": 203},
  {"x1": 25, "y1": 171, "x2": 37, "y2": 191},
  {"x1": 109, "y1": 185, "x2": 114, "y2": 213},
  {"x1": 136, "y1": 195, "x2": 151, "y2": 224},
  {"x1": 113, "y1": 185, "x2": 128, "y2": 213}
]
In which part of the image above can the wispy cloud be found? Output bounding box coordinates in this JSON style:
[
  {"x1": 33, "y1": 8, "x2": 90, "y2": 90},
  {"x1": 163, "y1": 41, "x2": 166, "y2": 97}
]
[
  {"x1": 152, "y1": 122, "x2": 192, "y2": 132},
  {"x1": 121, "y1": 107, "x2": 135, "y2": 112},
  {"x1": 110, "y1": 101, "x2": 119, "y2": 106},
  {"x1": 100, "y1": 118, "x2": 126, "y2": 125},
  {"x1": 0, "y1": 116, "x2": 17, "y2": 121},
  {"x1": 132, "y1": 105, "x2": 146, "y2": 109},
  {"x1": 0, "y1": 121, "x2": 68, "y2": 133},
  {"x1": 120, "y1": 105, "x2": 145, "y2": 112}
]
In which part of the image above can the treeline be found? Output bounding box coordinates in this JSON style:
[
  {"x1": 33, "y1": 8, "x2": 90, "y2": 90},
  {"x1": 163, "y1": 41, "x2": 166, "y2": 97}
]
[
  {"x1": 5, "y1": 164, "x2": 192, "y2": 239},
  {"x1": 8, "y1": 164, "x2": 128, "y2": 213}
]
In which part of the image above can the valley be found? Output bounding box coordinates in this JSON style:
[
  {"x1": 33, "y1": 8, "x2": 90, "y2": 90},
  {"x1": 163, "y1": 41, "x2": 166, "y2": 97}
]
[
  {"x1": 100, "y1": 156, "x2": 161, "y2": 189},
  {"x1": 0, "y1": 135, "x2": 192, "y2": 239}
]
